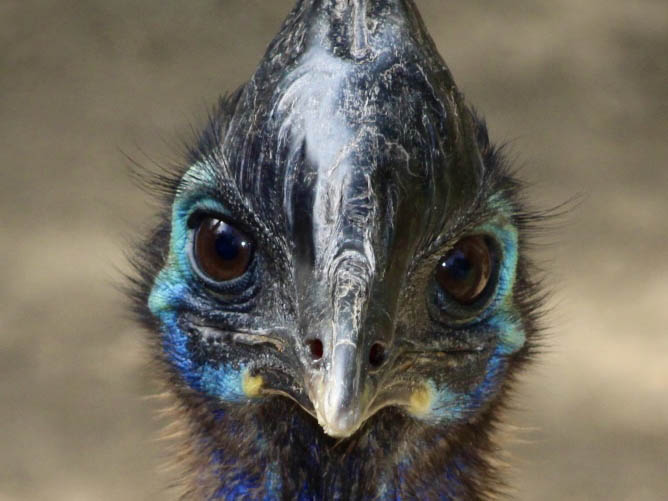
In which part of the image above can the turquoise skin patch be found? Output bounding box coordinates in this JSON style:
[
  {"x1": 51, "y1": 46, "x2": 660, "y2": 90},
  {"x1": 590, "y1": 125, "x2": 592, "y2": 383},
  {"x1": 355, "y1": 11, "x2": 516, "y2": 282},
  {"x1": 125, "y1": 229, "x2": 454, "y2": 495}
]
[
  {"x1": 148, "y1": 167, "x2": 257, "y2": 401},
  {"x1": 417, "y1": 210, "x2": 526, "y2": 423}
]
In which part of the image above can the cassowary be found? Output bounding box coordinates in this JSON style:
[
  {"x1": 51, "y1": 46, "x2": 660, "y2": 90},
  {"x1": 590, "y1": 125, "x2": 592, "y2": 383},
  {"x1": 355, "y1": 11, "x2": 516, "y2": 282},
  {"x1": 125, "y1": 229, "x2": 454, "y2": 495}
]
[{"x1": 131, "y1": 0, "x2": 543, "y2": 499}]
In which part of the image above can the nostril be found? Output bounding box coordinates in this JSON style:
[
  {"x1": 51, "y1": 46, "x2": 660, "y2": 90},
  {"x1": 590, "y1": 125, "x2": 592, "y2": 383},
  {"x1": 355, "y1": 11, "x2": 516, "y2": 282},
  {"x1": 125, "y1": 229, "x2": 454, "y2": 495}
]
[
  {"x1": 307, "y1": 339, "x2": 323, "y2": 361},
  {"x1": 369, "y1": 342, "x2": 386, "y2": 368}
]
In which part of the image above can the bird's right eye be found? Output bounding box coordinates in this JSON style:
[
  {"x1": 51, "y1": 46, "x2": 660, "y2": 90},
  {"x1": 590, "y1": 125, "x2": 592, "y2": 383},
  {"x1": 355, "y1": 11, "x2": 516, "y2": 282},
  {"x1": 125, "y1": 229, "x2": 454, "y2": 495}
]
[{"x1": 191, "y1": 216, "x2": 253, "y2": 282}]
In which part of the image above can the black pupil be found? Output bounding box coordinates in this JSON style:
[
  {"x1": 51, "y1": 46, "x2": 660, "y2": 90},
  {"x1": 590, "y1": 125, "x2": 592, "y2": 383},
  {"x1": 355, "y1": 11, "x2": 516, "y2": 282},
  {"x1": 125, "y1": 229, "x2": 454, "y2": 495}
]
[
  {"x1": 214, "y1": 222, "x2": 247, "y2": 260},
  {"x1": 442, "y1": 249, "x2": 472, "y2": 281}
]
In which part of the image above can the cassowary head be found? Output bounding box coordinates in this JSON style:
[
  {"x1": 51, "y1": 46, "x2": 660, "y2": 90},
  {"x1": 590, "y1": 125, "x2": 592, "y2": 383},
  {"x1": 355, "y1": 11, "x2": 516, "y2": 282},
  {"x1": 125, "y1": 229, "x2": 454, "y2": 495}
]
[{"x1": 133, "y1": 0, "x2": 541, "y2": 497}]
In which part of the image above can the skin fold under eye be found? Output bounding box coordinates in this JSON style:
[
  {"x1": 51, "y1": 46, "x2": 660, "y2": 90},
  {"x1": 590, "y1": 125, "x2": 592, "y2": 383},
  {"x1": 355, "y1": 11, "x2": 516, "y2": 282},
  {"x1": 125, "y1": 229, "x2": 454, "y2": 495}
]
[
  {"x1": 192, "y1": 216, "x2": 253, "y2": 282},
  {"x1": 435, "y1": 235, "x2": 493, "y2": 305}
]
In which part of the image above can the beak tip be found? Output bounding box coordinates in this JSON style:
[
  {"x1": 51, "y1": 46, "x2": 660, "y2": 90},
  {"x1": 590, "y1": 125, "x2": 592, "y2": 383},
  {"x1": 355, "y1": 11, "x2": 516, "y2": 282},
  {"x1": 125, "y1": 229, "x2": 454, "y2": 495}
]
[
  {"x1": 312, "y1": 383, "x2": 364, "y2": 438},
  {"x1": 318, "y1": 409, "x2": 363, "y2": 438},
  {"x1": 309, "y1": 340, "x2": 366, "y2": 437}
]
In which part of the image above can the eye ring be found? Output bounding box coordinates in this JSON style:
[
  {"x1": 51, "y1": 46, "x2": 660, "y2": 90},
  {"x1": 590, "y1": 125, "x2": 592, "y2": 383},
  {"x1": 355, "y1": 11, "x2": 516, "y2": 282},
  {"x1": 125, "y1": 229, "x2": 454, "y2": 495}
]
[
  {"x1": 190, "y1": 215, "x2": 254, "y2": 283},
  {"x1": 433, "y1": 234, "x2": 497, "y2": 311}
]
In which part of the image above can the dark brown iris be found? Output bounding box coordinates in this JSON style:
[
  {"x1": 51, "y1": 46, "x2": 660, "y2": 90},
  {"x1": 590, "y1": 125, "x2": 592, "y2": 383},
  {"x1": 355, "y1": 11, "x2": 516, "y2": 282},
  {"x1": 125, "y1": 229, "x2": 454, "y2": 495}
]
[
  {"x1": 193, "y1": 217, "x2": 252, "y2": 282},
  {"x1": 435, "y1": 235, "x2": 492, "y2": 304}
]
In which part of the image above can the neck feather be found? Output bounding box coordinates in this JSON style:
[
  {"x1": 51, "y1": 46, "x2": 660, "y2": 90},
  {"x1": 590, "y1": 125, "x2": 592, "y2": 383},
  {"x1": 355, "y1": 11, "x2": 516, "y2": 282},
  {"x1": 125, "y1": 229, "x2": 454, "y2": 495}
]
[{"x1": 169, "y1": 394, "x2": 500, "y2": 500}]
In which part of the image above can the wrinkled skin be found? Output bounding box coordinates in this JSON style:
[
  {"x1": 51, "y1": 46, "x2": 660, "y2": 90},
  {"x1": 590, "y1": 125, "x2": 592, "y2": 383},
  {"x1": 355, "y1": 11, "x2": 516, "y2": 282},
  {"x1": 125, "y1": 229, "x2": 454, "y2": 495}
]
[{"x1": 135, "y1": 0, "x2": 541, "y2": 499}]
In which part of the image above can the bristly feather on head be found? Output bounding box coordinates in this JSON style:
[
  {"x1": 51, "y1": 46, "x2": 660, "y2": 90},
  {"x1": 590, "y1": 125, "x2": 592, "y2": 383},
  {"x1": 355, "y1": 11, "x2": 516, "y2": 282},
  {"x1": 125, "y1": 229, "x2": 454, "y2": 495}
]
[{"x1": 128, "y1": 1, "x2": 553, "y2": 499}]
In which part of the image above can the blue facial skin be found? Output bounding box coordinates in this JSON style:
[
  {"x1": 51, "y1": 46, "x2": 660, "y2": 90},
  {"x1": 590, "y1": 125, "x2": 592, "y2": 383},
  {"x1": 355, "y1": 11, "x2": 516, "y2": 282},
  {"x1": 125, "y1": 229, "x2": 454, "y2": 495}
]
[
  {"x1": 148, "y1": 162, "x2": 525, "y2": 499},
  {"x1": 425, "y1": 216, "x2": 524, "y2": 423},
  {"x1": 149, "y1": 185, "x2": 270, "y2": 498},
  {"x1": 148, "y1": 179, "x2": 254, "y2": 402},
  {"x1": 150, "y1": 175, "x2": 523, "y2": 403}
]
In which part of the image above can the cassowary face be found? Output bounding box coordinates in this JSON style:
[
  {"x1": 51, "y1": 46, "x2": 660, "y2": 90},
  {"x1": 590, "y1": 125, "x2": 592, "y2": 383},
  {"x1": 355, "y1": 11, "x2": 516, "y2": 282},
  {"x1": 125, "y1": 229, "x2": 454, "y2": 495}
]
[{"x1": 147, "y1": 1, "x2": 527, "y2": 438}]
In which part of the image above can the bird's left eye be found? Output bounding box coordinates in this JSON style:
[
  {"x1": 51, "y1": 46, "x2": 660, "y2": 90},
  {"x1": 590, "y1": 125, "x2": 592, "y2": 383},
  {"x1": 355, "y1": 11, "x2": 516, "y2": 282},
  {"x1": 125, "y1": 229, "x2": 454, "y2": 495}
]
[
  {"x1": 191, "y1": 216, "x2": 253, "y2": 282},
  {"x1": 435, "y1": 235, "x2": 493, "y2": 305}
]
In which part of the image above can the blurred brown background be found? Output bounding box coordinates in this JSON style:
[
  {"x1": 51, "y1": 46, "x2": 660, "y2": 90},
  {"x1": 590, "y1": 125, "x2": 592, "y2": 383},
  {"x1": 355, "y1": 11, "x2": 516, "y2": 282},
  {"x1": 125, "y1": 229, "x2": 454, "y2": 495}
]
[{"x1": 1, "y1": 0, "x2": 666, "y2": 499}]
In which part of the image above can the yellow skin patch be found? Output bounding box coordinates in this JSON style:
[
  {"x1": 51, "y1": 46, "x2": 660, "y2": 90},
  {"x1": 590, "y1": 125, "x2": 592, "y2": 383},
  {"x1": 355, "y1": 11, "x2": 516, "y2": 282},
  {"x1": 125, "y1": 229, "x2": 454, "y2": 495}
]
[
  {"x1": 242, "y1": 371, "x2": 264, "y2": 397},
  {"x1": 408, "y1": 383, "x2": 433, "y2": 417}
]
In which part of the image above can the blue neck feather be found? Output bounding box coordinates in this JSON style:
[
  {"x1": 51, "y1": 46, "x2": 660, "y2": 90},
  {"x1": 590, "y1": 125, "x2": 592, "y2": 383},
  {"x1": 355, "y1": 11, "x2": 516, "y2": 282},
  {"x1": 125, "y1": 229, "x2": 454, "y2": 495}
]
[{"x1": 197, "y1": 403, "x2": 474, "y2": 500}]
